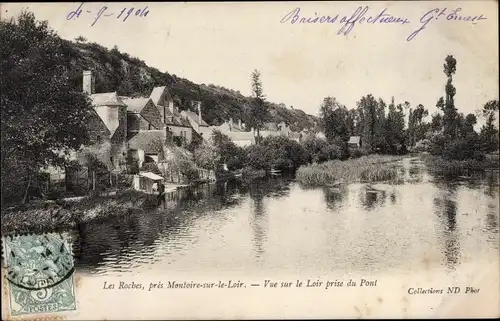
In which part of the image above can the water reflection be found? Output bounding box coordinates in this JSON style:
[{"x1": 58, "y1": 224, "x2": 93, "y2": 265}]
[
  {"x1": 359, "y1": 186, "x2": 387, "y2": 211},
  {"x1": 433, "y1": 184, "x2": 461, "y2": 271},
  {"x1": 248, "y1": 182, "x2": 267, "y2": 260},
  {"x1": 73, "y1": 158, "x2": 499, "y2": 276},
  {"x1": 322, "y1": 185, "x2": 348, "y2": 212}
]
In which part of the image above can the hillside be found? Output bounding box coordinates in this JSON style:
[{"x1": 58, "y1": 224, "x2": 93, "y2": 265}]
[{"x1": 63, "y1": 39, "x2": 319, "y2": 131}]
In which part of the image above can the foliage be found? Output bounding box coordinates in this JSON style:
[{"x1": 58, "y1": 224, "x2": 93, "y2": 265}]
[
  {"x1": 178, "y1": 158, "x2": 200, "y2": 182},
  {"x1": 320, "y1": 97, "x2": 350, "y2": 145},
  {"x1": 348, "y1": 147, "x2": 370, "y2": 159},
  {"x1": 194, "y1": 140, "x2": 219, "y2": 170},
  {"x1": 442, "y1": 55, "x2": 459, "y2": 139},
  {"x1": 211, "y1": 130, "x2": 246, "y2": 171},
  {"x1": 244, "y1": 144, "x2": 272, "y2": 170},
  {"x1": 296, "y1": 155, "x2": 402, "y2": 187},
  {"x1": 245, "y1": 70, "x2": 270, "y2": 140},
  {"x1": 479, "y1": 100, "x2": 499, "y2": 153},
  {"x1": 1, "y1": 11, "x2": 94, "y2": 204},
  {"x1": 423, "y1": 154, "x2": 499, "y2": 178},
  {"x1": 301, "y1": 136, "x2": 342, "y2": 163}
]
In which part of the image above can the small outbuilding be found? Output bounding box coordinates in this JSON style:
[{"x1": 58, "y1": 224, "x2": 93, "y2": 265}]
[{"x1": 133, "y1": 171, "x2": 164, "y2": 194}]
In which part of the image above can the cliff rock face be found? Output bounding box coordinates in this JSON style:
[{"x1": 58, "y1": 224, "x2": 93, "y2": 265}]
[{"x1": 65, "y1": 40, "x2": 318, "y2": 131}]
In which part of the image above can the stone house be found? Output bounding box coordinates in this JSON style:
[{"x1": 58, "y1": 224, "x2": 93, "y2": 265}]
[
  {"x1": 181, "y1": 101, "x2": 212, "y2": 139},
  {"x1": 81, "y1": 71, "x2": 128, "y2": 171},
  {"x1": 150, "y1": 86, "x2": 193, "y2": 144}
]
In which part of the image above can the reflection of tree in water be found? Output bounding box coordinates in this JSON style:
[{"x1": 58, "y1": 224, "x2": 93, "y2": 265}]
[
  {"x1": 75, "y1": 176, "x2": 294, "y2": 271},
  {"x1": 246, "y1": 177, "x2": 293, "y2": 260},
  {"x1": 408, "y1": 167, "x2": 424, "y2": 183},
  {"x1": 390, "y1": 192, "x2": 397, "y2": 204},
  {"x1": 359, "y1": 186, "x2": 387, "y2": 211},
  {"x1": 322, "y1": 186, "x2": 348, "y2": 211},
  {"x1": 432, "y1": 184, "x2": 461, "y2": 270}
]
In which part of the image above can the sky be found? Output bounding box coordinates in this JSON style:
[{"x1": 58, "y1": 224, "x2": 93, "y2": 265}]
[{"x1": 2, "y1": 1, "x2": 498, "y2": 125}]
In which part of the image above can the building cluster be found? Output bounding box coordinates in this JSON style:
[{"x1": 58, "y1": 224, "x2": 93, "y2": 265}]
[{"x1": 64, "y1": 71, "x2": 304, "y2": 177}]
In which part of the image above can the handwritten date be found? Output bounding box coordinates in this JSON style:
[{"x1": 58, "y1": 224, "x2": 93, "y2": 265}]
[{"x1": 67, "y1": 2, "x2": 149, "y2": 27}]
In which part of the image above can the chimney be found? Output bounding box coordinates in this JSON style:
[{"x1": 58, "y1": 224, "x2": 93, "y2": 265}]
[
  {"x1": 83, "y1": 70, "x2": 93, "y2": 95},
  {"x1": 229, "y1": 118, "x2": 233, "y2": 130},
  {"x1": 251, "y1": 127, "x2": 254, "y2": 134},
  {"x1": 238, "y1": 119, "x2": 242, "y2": 128},
  {"x1": 197, "y1": 101, "x2": 202, "y2": 125}
]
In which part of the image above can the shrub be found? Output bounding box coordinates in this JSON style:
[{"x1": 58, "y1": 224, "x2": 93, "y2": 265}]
[
  {"x1": 348, "y1": 147, "x2": 370, "y2": 159},
  {"x1": 178, "y1": 159, "x2": 200, "y2": 182},
  {"x1": 301, "y1": 137, "x2": 342, "y2": 163},
  {"x1": 441, "y1": 134, "x2": 484, "y2": 161}
]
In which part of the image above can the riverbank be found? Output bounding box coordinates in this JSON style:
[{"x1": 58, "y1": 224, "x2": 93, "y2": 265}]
[
  {"x1": 422, "y1": 153, "x2": 500, "y2": 177},
  {"x1": 1, "y1": 189, "x2": 159, "y2": 236},
  {"x1": 296, "y1": 155, "x2": 404, "y2": 187}
]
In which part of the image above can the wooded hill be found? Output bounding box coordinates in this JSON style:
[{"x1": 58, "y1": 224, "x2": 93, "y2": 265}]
[{"x1": 66, "y1": 37, "x2": 319, "y2": 131}]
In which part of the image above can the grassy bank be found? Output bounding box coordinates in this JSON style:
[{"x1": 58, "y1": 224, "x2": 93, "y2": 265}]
[
  {"x1": 422, "y1": 153, "x2": 500, "y2": 177},
  {"x1": 296, "y1": 155, "x2": 403, "y2": 187},
  {"x1": 1, "y1": 189, "x2": 158, "y2": 236}
]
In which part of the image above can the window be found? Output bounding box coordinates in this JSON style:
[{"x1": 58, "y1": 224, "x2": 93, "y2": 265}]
[{"x1": 96, "y1": 135, "x2": 102, "y2": 144}]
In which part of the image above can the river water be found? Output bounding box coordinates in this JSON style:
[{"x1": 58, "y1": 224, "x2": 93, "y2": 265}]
[{"x1": 72, "y1": 157, "x2": 499, "y2": 278}]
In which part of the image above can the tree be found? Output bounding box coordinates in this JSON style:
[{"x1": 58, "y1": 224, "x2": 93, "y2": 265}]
[
  {"x1": 442, "y1": 55, "x2": 459, "y2": 139},
  {"x1": 75, "y1": 35, "x2": 87, "y2": 43},
  {"x1": 245, "y1": 69, "x2": 270, "y2": 143},
  {"x1": 194, "y1": 141, "x2": 219, "y2": 171},
  {"x1": 479, "y1": 100, "x2": 499, "y2": 152},
  {"x1": 460, "y1": 113, "x2": 477, "y2": 136},
  {"x1": 383, "y1": 97, "x2": 406, "y2": 154},
  {"x1": 319, "y1": 97, "x2": 350, "y2": 146},
  {"x1": 408, "y1": 104, "x2": 429, "y2": 146},
  {"x1": 1, "y1": 11, "x2": 94, "y2": 204},
  {"x1": 211, "y1": 130, "x2": 245, "y2": 171},
  {"x1": 356, "y1": 94, "x2": 379, "y2": 151}
]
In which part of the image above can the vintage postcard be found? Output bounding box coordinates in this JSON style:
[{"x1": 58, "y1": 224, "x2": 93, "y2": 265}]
[{"x1": 1, "y1": 1, "x2": 499, "y2": 319}]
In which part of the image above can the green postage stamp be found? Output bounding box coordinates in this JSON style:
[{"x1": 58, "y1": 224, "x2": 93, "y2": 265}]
[{"x1": 2, "y1": 233, "x2": 77, "y2": 316}]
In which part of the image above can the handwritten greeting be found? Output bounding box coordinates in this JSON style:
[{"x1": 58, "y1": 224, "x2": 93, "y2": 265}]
[
  {"x1": 66, "y1": 2, "x2": 149, "y2": 27},
  {"x1": 280, "y1": 6, "x2": 488, "y2": 42}
]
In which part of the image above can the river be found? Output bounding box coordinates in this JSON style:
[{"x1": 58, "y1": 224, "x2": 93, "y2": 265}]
[{"x1": 73, "y1": 157, "x2": 499, "y2": 278}]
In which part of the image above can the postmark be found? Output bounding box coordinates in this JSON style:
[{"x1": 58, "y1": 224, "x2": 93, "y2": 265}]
[{"x1": 2, "y1": 233, "x2": 77, "y2": 316}]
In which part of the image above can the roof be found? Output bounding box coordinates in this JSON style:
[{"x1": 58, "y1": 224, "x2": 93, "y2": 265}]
[
  {"x1": 183, "y1": 110, "x2": 210, "y2": 127},
  {"x1": 225, "y1": 131, "x2": 255, "y2": 142},
  {"x1": 124, "y1": 98, "x2": 151, "y2": 113},
  {"x1": 165, "y1": 109, "x2": 192, "y2": 127},
  {"x1": 139, "y1": 171, "x2": 164, "y2": 181},
  {"x1": 91, "y1": 92, "x2": 126, "y2": 107},
  {"x1": 150, "y1": 86, "x2": 166, "y2": 106},
  {"x1": 128, "y1": 130, "x2": 166, "y2": 154},
  {"x1": 349, "y1": 136, "x2": 361, "y2": 144},
  {"x1": 289, "y1": 132, "x2": 301, "y2": 139},
  {"x1": 264, "y1": 122, "x2": 278, "y2": 131}
]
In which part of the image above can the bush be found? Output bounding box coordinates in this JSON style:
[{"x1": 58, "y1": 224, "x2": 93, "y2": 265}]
[
  {"x1": 348, "y1": 147, "x2": 370, "y2": 158},
  {"x1": 244, "y1": 136, "x2": 308, "y2": 171},
  {"x1": 178, "y1": 159, "x2": 200, "y2": 182},
  {"x1": 301, "y1": 137, "x2": 342, "y2": 163},
  {"x1": 441, "y1": 134, "x2": 484, "y2": 161}
]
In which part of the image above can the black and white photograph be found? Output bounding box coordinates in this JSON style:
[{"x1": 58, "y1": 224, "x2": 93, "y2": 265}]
[{"x1": 1, "y1": 1, "x2": 499, "y2": 319}]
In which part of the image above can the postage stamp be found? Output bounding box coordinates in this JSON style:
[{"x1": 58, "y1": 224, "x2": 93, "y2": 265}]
[{"x1": 2, "y1": 233, "x2": 77, "y2": 316}]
